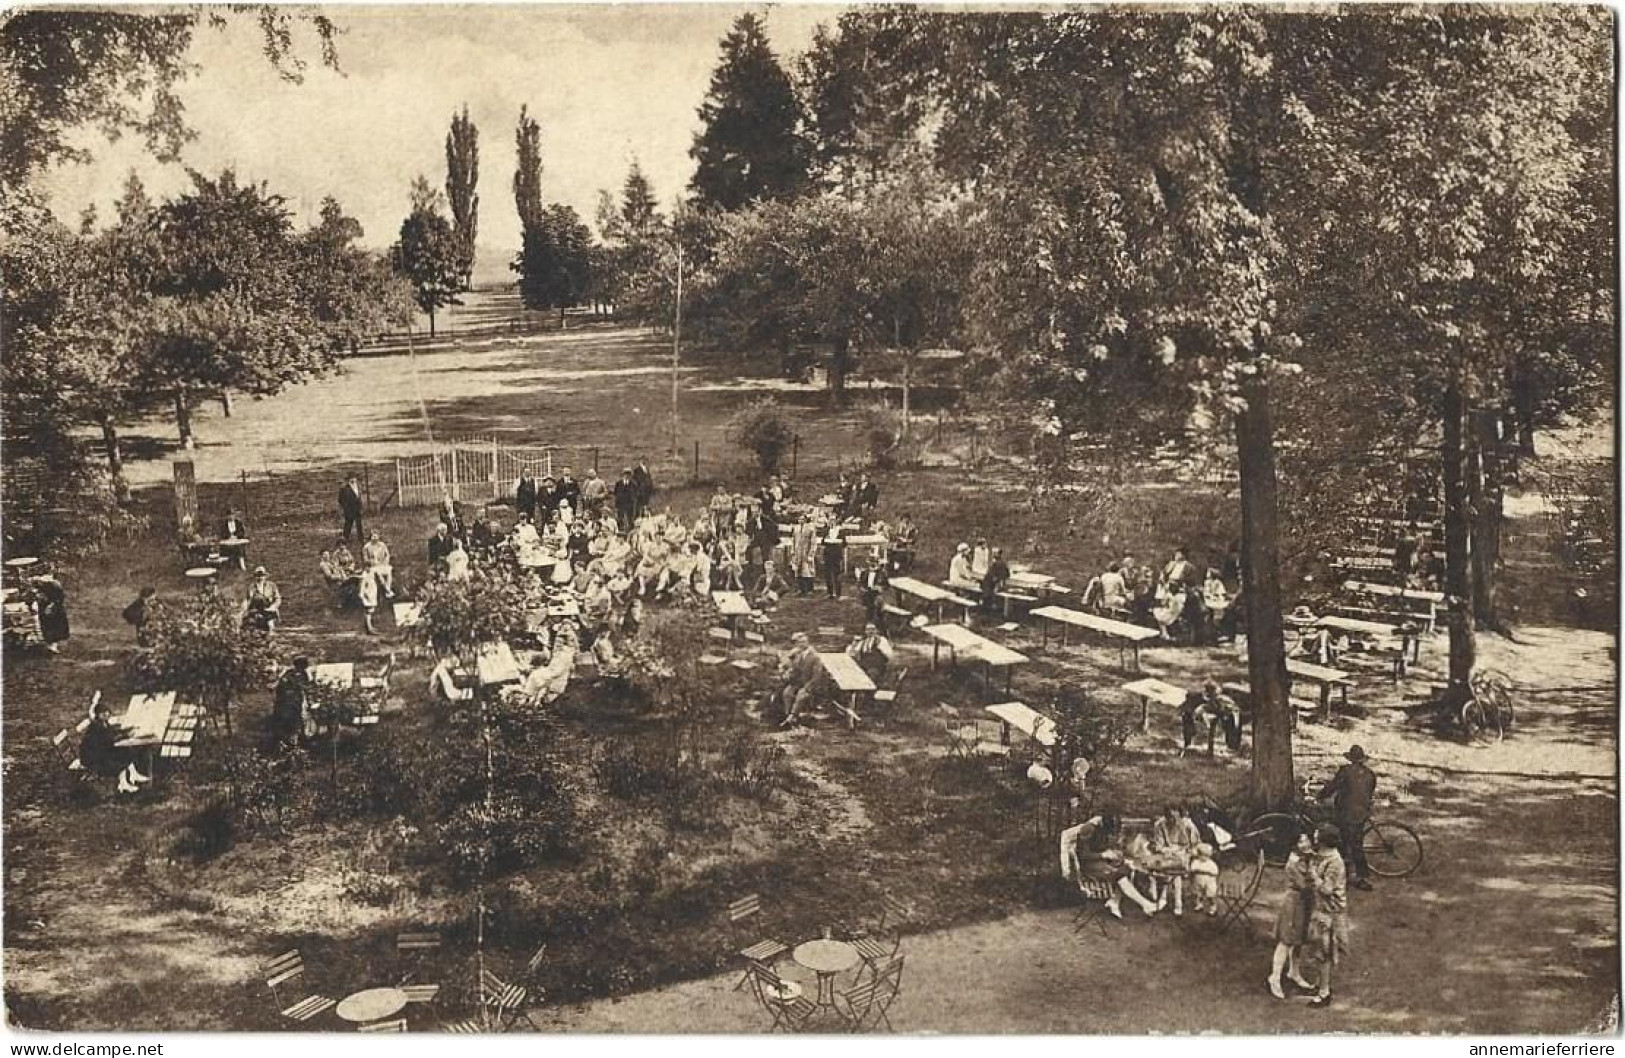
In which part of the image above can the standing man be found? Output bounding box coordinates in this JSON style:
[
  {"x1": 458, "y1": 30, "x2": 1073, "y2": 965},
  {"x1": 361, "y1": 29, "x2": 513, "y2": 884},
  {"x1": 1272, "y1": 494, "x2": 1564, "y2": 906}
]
[
  {"x1": 613, "y1": 469, "x2": 638, "y2": 532},
  {"x1": 516, "y1": 470, "x2": 539, "y2": 521},
  {"x1": 270, "y1": 657, "x2": 312, "y2": 752},
  {"x1": 338, "y1": 475, "x2": 365, "y2": 543},
  {"x1": 557, "y1": 466, "x2": 581, "y2": 510},
  {"x1": 580, "y1": 468, "x2": 609, "y2": 520},
  {"x1": 889, "y1": 513, "x2": 918, "y2": 574},
  {"x1": 820, "y1": 520, "x2": 846, "y2": 600},
  {"x1": 1318, "y1": 745, "x2": 1378, "y2": 890},
  {"x1": 854, "y1": 472, "x2": 880, "y2": 521},
  {"x1": 1306, "y1": 824, "x2": 1350, "y2": 1008},
  {"x1": 631, "y1": 460, "x2": 656, "y2": 520},
  {"x1": 856, "y1": 552, "x2": 888, "y2": 625}
]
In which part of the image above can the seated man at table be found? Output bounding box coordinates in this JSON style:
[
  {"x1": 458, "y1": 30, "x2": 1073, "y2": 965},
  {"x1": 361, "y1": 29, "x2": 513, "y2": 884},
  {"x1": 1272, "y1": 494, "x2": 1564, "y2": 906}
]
[
  {"x1": 947, "y1": 542, "x2": 978, "y2": 591},
  {"x1": 219, "y1": 510, "x2": 250, "y2": 569},
  {"x1": 318, "y1": 551, "x2": 360, "y2": 609},
  {"x1": 80, "y1": 697, "x2": 152, "y2": 793},
  {"x1": 752, "y1": 559, "x2": 792, "y2": 608},
  {"x1": 846, "y1": 622, "x2": 894, "y2": 682},
  {"x1": 243, "y1": 567, "x2": 282, "y2": 632},
  {"x1": 980, "y1": 547, "x2": 1011, "y2": 613},
  {"x1": 772, "y1": 632, "x2": 823, "y2": 727}
]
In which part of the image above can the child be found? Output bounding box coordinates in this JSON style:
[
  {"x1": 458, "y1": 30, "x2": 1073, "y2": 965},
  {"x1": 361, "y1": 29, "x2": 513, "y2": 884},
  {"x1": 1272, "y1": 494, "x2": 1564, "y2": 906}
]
[{"x1": 1188, "y1": 843, "x2": 1220, "y2": 915}]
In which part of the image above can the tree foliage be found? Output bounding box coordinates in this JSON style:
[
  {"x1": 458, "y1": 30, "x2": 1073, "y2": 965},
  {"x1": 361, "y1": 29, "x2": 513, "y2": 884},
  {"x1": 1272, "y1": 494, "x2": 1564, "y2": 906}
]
[
  {"x1": 513, "y1": 104, "x2": 544, "y2": 235},
  {"x1": 689, "y1": 14, "x2": 809, "y2": 213},
  {"x1": 514, "y1": 203, "x2": 594, "y2": 317},
  {"x1": 444, "y1": 104, "x2": 480, "y2": 289},
  {"x1": 391, "y1": 181, "x2": 463, "y2": 336},
  {"x1": 128, "y1": 591, "x2": 283, "y2": 719}
]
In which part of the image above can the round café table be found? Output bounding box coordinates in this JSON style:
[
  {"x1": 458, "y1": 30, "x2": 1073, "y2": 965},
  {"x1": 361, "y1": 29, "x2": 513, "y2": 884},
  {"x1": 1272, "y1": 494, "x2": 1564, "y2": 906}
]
[
  {"x1": 793, "y1": 937, "x2": 860, "y2": 1012},
  {"x1": 184, "y1": 567, "x2": 218, "y2": 587},
  {"x1": 336, "y1": 986, "x2": 408, "y2": 1025}
]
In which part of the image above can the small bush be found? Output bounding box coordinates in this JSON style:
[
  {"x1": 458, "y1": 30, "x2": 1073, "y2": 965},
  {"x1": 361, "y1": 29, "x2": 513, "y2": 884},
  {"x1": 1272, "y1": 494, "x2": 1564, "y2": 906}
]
[
  {"x1": 862, "y1": 403, "x2": 906, "y2": 469},
  {"x1": 726, "y1": 397, "x2": 796, "y2": 475}
]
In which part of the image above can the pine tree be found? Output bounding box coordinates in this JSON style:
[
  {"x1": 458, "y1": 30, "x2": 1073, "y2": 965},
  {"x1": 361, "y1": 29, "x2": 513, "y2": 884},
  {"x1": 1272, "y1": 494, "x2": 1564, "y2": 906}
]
[
  {"x1": 444, "y1": 104, "x2": 480, "y2": 290},
  {"x1": 620, "y1": 160, "x2": 659, "y2": 238},
  {"x1": 689, "y1": 14, "x2": 808, "y2": 212}
]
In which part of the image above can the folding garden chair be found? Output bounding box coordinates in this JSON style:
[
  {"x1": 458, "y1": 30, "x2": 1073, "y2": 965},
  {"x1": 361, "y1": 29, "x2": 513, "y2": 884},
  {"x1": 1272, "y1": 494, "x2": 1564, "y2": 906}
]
[
  {"x1": 524, "y1": 942, "x2": 549, "y2": 982},
  {"x1": 358, "y1": 1018, "x2": 406, "y2": 1033},
  {"x1": 872, "y1": 667, "x2": 909, "y2": 707},
  {"x1": 1072, "y1": 878, "x2": 1121, "y2": 938},
  {"x1": 400, "y1": 984, "x2": 440, "y2": 1005},
  {"x1": 441, "y1": 1017, "x2": 483, "y2": 1033},
  {"x1": 49, "y1": 728, "x2": 90, "y2": 785},
  {"x1": 743, "y1": 963, "x2": 817, "y2": 1033},
  {"x1": 261, "y1": 950, "x2": 335, "y2": 1023},
  {"x1": 851, "y1": 892, "x2": 913, "y2": 972},
  {"x1": 480, "y1": 968, "x2": 527, "y2": 1031},
  {"x1": 727, "y1": 893, "x2": 789, "y2": 989},
  {"x1": 838, "y1": 955, "x2": 904, "y2": 1032}
]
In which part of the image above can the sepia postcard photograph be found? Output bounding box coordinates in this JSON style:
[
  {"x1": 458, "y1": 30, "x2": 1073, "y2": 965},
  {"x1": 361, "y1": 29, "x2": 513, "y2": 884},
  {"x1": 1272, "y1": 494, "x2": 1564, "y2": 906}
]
[{"x1": 0, "y1": 1, "x2": 1617, "y2": 1036}]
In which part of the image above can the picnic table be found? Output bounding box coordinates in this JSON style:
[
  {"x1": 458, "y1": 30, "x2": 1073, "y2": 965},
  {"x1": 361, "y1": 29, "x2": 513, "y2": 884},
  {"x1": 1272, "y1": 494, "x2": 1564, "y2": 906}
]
[
  {"x1": 1121, "y1": 677, "x2": 1187, "y2": 733},
  {"x1": 986, "y1": 701, "x2": 1056, "y2": 747},
  {"x1": 712, "y1": 590, "x2": 753, "y2": 639},
  {"x1": 1031, "y1": 605, "x2": 1158, "y2": 673},
  {"x1": 311, "y1": 662, "x2": 355, "y2": 688},
  {"x1": 816, "y1": 652, "x2": 875, "y2": 728},
  {"x1": 392, "y1": 602, "x2": 422, "y2": 629},
  {"x1": 1341, "y1": 579, "x2": 1441, "y2": 633},
  {"x1": 842, "y1": 533, "x2": 889, "y2": 572},
  {"x1": 889, "y1": 576, "x2": 976, "y2": 624},
  {"x1": 922, "y1": 624, "x2": 1030, "y2": 694},
  {"x1": 117, "y1": 692, "x2": 177, "y2": 747},
  {"x1": 1286, "y1": 658, "x2": 1352, "y2": 720},
  {"x1": 476, "y1": 642, "x2": 522, "y2": 686}
]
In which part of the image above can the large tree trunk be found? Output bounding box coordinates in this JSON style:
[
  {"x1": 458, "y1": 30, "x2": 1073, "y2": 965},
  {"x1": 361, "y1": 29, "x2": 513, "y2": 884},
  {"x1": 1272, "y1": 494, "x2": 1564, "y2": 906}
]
[
  {"x1": 1510, "y1": 361, "x2": 1538, "y2": 456},
  {"x1": 174, "y1": 391, "x2": 195, "y2": 450},
  {"x1": 1236, "y1": 376, "x2": 1294, "y2": 812},
  {"x1": 829, "y1": 336, "x2": 851, "y2": 406},
  {"x1": 99, "y1": 413, "x2": 131, "y2": 504},
  {"x1": 219, "y1": 391, "x2": 233, "y2": 418},
  {"x1": 1441, "y1": 379, "x2": 1477, "y2": 692},
  {"x1": 1470, "y1": 408, "x2": 1506, "y2": 633},
  {"x1": 428, "y1": 308, "x2": 437, "y2": 338}
]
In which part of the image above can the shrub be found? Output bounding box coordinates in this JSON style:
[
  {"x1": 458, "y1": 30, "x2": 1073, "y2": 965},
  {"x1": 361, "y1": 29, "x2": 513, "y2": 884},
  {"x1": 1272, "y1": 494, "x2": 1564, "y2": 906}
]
[
  {"x1": 862, "y1": 403, "x2": 907, "y2": 469},
  {"x1": 726, "y1": 397, "x2": 796, "y2": 475}
]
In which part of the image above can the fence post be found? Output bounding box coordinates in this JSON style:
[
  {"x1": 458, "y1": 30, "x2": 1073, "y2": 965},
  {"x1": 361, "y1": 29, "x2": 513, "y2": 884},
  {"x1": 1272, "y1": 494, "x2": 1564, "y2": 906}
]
[
  {"x1": 792, "y1": 434, "x2": 799, "y2": 480},
  {"x1": 363, "y1": 464, "x2": 371, "y2": 513},
  {"x1": 491, "y1": 437, "x2": 500, "y2": 495},
  {"x1": 546, "y1": 448, "x2": 553, "y2": 479},
  {"x1": 692, "y1": 440, "x2": 699, "y2": 484},
  {"x1": 592, "y1": 446, "x2": 600, "y2": 474}
]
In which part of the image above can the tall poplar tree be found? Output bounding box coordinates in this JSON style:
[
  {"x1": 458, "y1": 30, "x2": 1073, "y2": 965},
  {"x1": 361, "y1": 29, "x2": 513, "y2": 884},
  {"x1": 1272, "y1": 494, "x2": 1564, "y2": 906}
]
[{"x1": 445, "y1": 104, "x2": 480, "y2": 290}]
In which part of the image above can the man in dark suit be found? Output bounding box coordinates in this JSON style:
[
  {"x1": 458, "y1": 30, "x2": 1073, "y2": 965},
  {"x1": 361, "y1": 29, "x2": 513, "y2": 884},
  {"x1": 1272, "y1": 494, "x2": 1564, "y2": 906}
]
[
  {"x1": 516, "y1": 471, "x2": 539, "y2": 520},
  {"x1": 269, "y1": 657, "x2": 311, "y2": 752},
  {"x1": 856, "y1": 553, "x2": 888, "y2": 624},
  {"x1": 338, "y1": 476, "x2": 365, "y2": 542},
  {"x1": 428, "y1": 523, "x2": 455, "y2": 570},
  {"x1": 1319, "y1": 745, "x2": 1379, "y2": 890},
  {"x1": 631, "y1": 461, "x2": 655, "y2": 519},
  {"x1": 219, "y1": 510, "x2": 250, "y2": 569},
  {"x1": 614, "y1": 469, "x2": 638, "y2": 532},
  {"x1": 557, "y1": 466, "x2": 581, "y2": 510}
]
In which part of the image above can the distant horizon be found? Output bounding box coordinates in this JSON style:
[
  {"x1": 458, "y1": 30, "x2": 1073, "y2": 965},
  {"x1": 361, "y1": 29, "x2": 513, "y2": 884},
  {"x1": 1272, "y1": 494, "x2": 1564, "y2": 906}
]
[{"x1": 37, "y1": 4, "x2": 839, "y2": 251}]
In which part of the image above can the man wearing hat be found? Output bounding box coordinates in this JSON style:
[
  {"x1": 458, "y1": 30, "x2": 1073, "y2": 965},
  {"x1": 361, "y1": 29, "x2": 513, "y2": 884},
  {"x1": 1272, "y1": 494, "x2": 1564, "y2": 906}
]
[
  {"x1": 948, "y1": 542, "x2": 977, "y2": 590},
  {"x1": 846, "y1": 622, "x2": 894, "y2": 682},
  {"x1": 856, "y1": 552, "x2": 888, "y2": 625},
  {"x1": 1319, "y1": 745, "x2": 1378, "y2": 890},
  {"x1": 776, "y1": 632, "x2": 822, "y2": 727},
  {"x1": 243, "y1": 566, "x2": 281, "y2": 632}
]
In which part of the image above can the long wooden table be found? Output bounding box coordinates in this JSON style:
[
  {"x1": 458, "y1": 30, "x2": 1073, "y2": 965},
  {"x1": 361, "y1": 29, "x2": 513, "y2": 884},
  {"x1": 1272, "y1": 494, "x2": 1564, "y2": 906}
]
[
  {"x1": 1031, "y1": 605, "x2": 1158, "y2": 673},
  {"x1": 1121, "y1": 676, "x2": 1187, "y2": 733},
  {"x1": 986, "y1": 701, "x2": 1056, "y2": 748},
  {"x1": 817, "y1": 651, "x2": 876, "y2": 728},
  {"x1": 1286, "y1": 658, "x2": 1352, "y2": 720},
  {"x1": 712, "y1": 590, "x2": 753, "y2": 639},
  {"x1": 889, "y1": 576, "x2": 976, "y2": 625},
  {"x1": 922, "y1": 623, "x2": 1030, "y2": 694},
  {"x1": 1341, "y1": 579, "x2": 1442, "y2": 634}
]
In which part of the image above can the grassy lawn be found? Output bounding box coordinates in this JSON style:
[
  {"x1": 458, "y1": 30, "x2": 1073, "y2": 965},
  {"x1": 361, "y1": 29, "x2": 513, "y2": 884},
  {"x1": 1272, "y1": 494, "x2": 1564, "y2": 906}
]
[{"x1": 3, "y1": 297, "x2": 1616, "y2": 1032}]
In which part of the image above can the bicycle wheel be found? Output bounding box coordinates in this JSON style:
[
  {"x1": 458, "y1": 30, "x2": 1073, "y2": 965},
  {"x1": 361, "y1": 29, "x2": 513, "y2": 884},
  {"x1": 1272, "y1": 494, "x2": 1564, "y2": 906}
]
[
  {"x1": 1362, "y1": 820, "x2": 1424, "y2": 878},
  {"x1": 1459, "y1": 698, "x2": 1494, "y2": 744},
  {"x1": 1250, "y1": 812, "x2": 1305, "y2": 868}
]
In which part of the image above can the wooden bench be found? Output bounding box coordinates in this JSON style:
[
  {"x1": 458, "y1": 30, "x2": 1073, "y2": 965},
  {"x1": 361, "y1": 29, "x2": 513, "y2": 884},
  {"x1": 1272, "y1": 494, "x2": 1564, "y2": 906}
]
[
  {"x1": 1286, "y1": 659, "x2": 1352, "y2": 721},
  {"x1": 889, "y1": 576, "x2": 977, "y2": 625},
  {"x1": 996, "y1": 590, "x2": 1040, "y2": 617}
]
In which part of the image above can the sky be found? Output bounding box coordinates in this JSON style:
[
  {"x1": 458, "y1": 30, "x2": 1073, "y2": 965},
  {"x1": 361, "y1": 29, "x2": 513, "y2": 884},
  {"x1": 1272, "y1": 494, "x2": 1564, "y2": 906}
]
[{"x1": 39, "y1": 4, "x2": 842, "y2": 271}]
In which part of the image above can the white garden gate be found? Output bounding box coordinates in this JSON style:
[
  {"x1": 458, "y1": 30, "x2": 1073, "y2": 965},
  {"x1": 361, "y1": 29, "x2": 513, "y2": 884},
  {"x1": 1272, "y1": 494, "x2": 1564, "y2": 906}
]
[{"x1": 394, "y1": 436, "x2": 556, "y2": 509}]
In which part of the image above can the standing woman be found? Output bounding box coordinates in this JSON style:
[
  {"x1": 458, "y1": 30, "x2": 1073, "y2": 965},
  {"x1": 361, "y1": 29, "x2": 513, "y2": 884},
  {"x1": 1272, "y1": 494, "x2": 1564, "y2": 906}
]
[{"x1": 1266, "y1": 832, "x2": 1318, "y2": 999}]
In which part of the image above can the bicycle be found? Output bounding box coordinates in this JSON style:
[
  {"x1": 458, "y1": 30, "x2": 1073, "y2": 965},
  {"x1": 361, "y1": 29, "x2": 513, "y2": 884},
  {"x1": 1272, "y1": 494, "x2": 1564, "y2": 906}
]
[
  {"x1": 1239, "y1": 780, "x2": 1424, "y2": 878},
  {"x1": 1458, "y1": 668, "x2": 1516, "y2": 744}
]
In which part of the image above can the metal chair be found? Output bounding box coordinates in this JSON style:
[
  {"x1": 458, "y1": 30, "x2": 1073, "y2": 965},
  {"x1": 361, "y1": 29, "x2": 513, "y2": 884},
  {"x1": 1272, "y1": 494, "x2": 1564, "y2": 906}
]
[
  {"x1": 743, "y1": 963, "x2": 817, "y2": 1032},
  {"x1": 837, "y1": 955, "x2": 903, "y2": 1032},
  {"x1": 1072, "y1": 878, "x2": 1121, "y2": 938},
  {"x1": 261, "y1": 950, "x2": 335, "y2": 1023},
  {"x1": 728, "y1": 893, "x2": 789, "y2": 989},
  {"x1": 358, "y1": 1018, "x2": 406, "y2": 1033}
]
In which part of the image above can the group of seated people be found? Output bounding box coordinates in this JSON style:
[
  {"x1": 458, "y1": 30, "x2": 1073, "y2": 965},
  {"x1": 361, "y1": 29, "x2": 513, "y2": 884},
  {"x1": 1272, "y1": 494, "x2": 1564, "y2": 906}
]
[
  {"x1": 1081, "y1": 547, "x2": 1242, "y2": 644},
  {"x1": 1063, "y1": 804, "x2": 1227, "y2": 919},
  {"x1": 317, "y1": 530, "x2": 397, "y2": 633},
  {"x1": 946, "y1": 539, "x2": 1014, "y2": 613}
]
